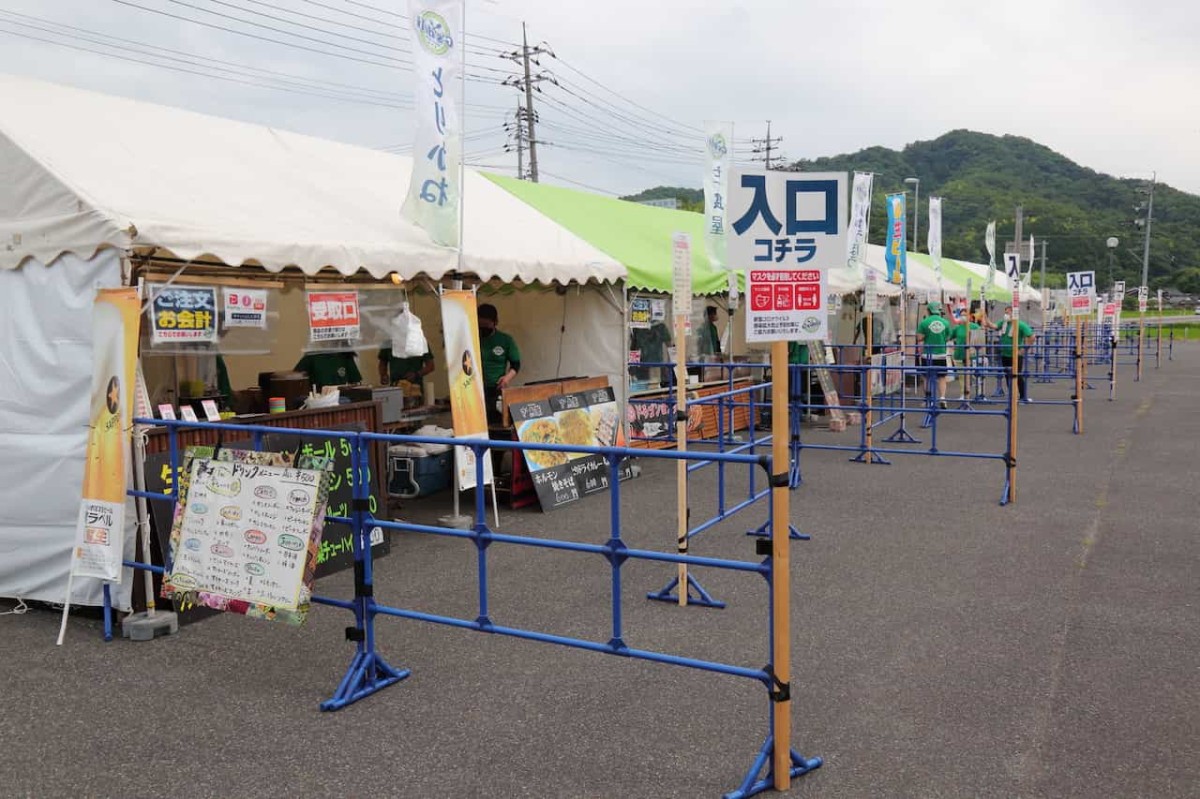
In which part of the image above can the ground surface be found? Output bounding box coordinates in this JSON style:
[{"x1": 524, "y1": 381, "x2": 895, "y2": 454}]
[{"x1": 3, "y1": 345, "x2": 1197, "y2": 799}]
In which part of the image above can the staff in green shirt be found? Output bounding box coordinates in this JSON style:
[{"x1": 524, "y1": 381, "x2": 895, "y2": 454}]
[
  {"x1": 915, "y1": 301, "x2": 952, "y2": 408},
  {"x1": 992, "y1": 308, "x2": 1036, "y2": 403},
  {"x1": 478, "y1": 303, "x2": 521, "y2": 424},
  {"x1": 949, "y1": 308, "x2": 982, "y2": 401},
  {"x1": 295, "y1": 351, "x2": 362, "y2": 390},
  {"x1": 698, "y1": 306, "x2": 722, "y2": 357},
  {"x1": 378, "y1": 346, "x2": 434, "y2": 387}
]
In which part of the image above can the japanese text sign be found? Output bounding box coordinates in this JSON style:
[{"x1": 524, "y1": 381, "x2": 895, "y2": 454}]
[
  {"x1": 703, "y1": 121, "x2": 733, "y2": 269},
  {"x1": 151, "y1": 286, "x2": 217, "y2": 344},
  {"x1": 1137, "y1": 285, "x2": 1148, "y2": 313},
  {"x1": 727, "y1": 169, "x2": 847, "y2": 342},
  {"x1": 672, "y1": 232, "x2": 692, "y2": 319},
  {"x1": 1067, "y1": 270, "x2": 1095, "y2": 317},
  {"x1": 222, "y1": 288, "x2": 268, "y2": 329},
  {"x1": 885, "y1": 192, "x2": 906, "y2": 286},
  {"x1": 307, "y1": 291, "x2": 361, "y2": 343}
]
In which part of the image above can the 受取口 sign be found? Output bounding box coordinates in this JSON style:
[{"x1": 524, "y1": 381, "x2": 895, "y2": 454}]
[{"x1": 727, "y1": 170, "x2": 847, "y2": 342}]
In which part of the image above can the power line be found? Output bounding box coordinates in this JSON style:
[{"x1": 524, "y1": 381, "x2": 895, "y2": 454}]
[{"x1": 550, "y1": 54, "x2": 704, "y2": 135}]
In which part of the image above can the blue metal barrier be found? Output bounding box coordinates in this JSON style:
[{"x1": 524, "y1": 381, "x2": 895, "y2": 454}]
[{"x1": 116, "y1": 416, "x2": 820, "y2": 798}]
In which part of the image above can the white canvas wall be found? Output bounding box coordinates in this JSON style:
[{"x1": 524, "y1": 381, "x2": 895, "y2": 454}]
[{"x1": 0, "y1": 251, "x2": 135, "y2": 609}]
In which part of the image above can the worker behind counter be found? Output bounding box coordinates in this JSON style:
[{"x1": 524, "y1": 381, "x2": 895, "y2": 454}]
[
  {"x1": 377, "y1": 345, "x2": 434, "y2": 388},
  {"x1": 294, "y1": 349, "x2": 362, "y2": 390},
  {"x1": 477, "y1": 303, "x2": 520, "y2": 424}
]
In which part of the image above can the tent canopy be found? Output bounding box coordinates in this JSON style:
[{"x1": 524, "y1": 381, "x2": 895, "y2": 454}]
[
  {"x1": 483, "y1": 173, "x2": 733, "y2": 294},
  {"x1": 0, "y1": 73, "x2": 623, "y2": 285}
]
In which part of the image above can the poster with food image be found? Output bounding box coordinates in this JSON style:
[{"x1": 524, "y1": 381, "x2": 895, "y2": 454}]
[
  {"x1": 510, "y1": 386, "x2": 631, "y2": 512},
  {"x1": 161, "y1": 448, "x2": 333, "y2": 624}
]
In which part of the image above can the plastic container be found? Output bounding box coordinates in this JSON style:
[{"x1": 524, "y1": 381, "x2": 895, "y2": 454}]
[{"x1": 269, "y1": 396, "x2": 286, "y2": 414}]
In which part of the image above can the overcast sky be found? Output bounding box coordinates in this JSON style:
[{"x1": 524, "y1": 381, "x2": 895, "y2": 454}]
[{"x1": 0, "y1": 0, "x2": 1195, "y2": 196}]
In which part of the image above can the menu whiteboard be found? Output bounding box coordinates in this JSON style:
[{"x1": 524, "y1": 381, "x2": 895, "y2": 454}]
[{"x1": 162, "y1": 449, "x2": 332, "y2": 624}]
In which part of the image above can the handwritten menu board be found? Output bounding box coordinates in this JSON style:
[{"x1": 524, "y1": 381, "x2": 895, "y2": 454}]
[
  {"x1": 510, "y1": 387, "x2": 631, "y2": 512},
  {"x1": 162, "y1": 449, "x2": 332, "y2": 624}
]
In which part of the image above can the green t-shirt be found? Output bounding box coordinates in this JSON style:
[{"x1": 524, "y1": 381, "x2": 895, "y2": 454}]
[
  {"x1": 916, "y1": 314, "x2": 952, "y2": 356},
  {"x1": 480, "y1": 330, "x2": 520, "y2": 388},
  {"x1": 379, "y1": 347, "x2": 432, "y2": 384},
  {"x1": 950, "y1": 322, "x2": 980, "y2": 362},
  {"x1": 996, "y1": 319, "x2": 1034, "y2": 357},
  {"x1": 295, "y1": 352, "x2": 362, "y2": 389},
  {"x1": 699, "y1": 322, "x2": 722, "y2": 356},
  {"x1": 631, "y1": 323, "x2": 672, "y2": 364},
  {"x1": 788, "y1": 341, "x2": 809, "y2": 365}
]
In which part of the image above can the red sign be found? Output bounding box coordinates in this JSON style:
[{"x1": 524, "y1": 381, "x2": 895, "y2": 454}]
[
  {"x1": 746, "y1": 269, "x2": 826, "y2": 342},
  {"x1": 307, "y1": 291, "x2": 361, "y2": 342}
]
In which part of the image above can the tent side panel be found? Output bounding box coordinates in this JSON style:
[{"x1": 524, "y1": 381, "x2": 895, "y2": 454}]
[{"x1": 0, "y1": 251, "x2": 135, "y2": 609}]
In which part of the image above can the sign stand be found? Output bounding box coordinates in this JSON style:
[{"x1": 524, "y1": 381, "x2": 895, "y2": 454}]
[
  {"x1": 1005, "y1": 294, "x2": 1020, "y2": 504},
  {"x1": 885, "y1": 295, "x2": 920, "y2": 444},
  {"x1": 851, "y1": 311, "x2": 887, "y2": 464}
]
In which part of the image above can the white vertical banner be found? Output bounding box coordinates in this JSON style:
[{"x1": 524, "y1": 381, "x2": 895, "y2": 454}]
[
  {"x1": 1024, "y1": 234, "x2": 1035, "y2": 286},
  {"x1": 846, "y1": 171, "x2": 873, "y2": 284},
  {"x1": 703, "y1": 121, "x2": 733, "y2": 270},
  {"x1": 927, "y1": 196, "x2": 943, "y2": 293},
  {"x1": 985, "y1": 220, "x2": 997, "y2": 289},
  {"x1": 402, "y1": 0, "x2": 463, "y2": 248}
]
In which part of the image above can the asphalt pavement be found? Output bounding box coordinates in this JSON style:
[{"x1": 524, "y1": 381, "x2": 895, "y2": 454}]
[{"x1": 2, "y1": 345, "x2": 1197, "y2": 799}]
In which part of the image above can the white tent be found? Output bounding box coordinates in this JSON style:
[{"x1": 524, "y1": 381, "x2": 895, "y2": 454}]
[{"x1": 0, "y1": 73, "x2": 626, "y2": 609}]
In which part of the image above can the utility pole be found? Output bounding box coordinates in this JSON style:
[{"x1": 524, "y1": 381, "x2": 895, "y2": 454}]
[
  {"x1": 515, "y1": 103, "x2": 525, "y2": 180},
  {"x1": 501, "y1": 24, "x2": 553, "y2": 182},
  {"x1": 1140, "y1": 172, "x2": 1155, "y2": 289},
  {"x1": 751, "y1": 120, "x2": 784, "y2": 170}
]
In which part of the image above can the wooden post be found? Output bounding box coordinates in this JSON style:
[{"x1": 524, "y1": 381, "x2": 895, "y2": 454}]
[
  {"x1": 1138, "y1": 310, "x2": 1145, "y2": 381},
  {"x1": 770, "y1": 339, "x2": 792, "y2": 790},
  {"x1": 675, "y1": 314, "x2": 688, "y2": 606},
  {"x1": 1008, "y1": 312, "x2": 1019, "y2": 503},
  {"x1": 864, "y1": 312, "x2": 874, "y2": 452},
  {"x1": 1156, "y1": 294, "x2": 1163, "y2": 368},
  {"x1": 1074, "y1": 316, "x2": 1084, "y2": 434}
]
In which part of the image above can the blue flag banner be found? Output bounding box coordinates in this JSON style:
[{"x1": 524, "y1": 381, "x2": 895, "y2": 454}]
[{"x1": 885, "y1": 192, "x2": 907, "y2": 286}]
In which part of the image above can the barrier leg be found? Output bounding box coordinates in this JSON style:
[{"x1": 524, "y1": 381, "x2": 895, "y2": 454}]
[
  {"x1": 883, "y1": 358, "x2": 921, "y2": 444},
  {"x1": 102, "y1": 583, "x2": 113, "y2": 642},
  {"x1": 322, "y1": 437, "x2": 409, "y2": 711}
]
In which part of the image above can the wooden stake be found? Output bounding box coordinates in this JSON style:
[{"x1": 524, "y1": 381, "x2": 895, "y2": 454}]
[
  {"x1": 864, "y1": 312, "x2": 874, "y2": 452},
  {"x1": 1009, "y1": 329, "x2": 1019, "y2": 503},
  {"x1": 1138, "y1": 311, "x2": 1145, "y2": 381},
  {"x1": 770, "y1": 339, "x2": 792, "y2": 790},
  {"x1": 675, "y1": 314, "x2": 688, "y2": 606},
  {"x1": 1075, "y1": 316, "x2": 1084, "y2": 434}
]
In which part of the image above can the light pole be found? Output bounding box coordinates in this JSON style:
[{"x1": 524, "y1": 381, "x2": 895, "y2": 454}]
[
  {"x1": 1138, "y1": 173, "x2": 1155, "y2": 289},
  {"x1": 1106, "y1": 236, "x2": 1119, "y2": 290},
  {"x1": 904, "y1": 177, "x2": 920, "y2": 253}
]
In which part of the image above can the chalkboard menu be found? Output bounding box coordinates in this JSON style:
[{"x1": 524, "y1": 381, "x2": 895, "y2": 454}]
[
  {"x1": 143, "y1": 424, "x2": 387, "y2": 578},
  {"x1": 510, "y1": 386, "x2": 632, "y2": 512},
  {"x1": 161, "y1": 449, "x2": 331, "y2": 624}
]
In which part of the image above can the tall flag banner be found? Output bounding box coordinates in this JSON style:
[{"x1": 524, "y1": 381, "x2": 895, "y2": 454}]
[
  {"x1": 985, "y1": 220, "x2": 997, "y2": 289},
  {"x1": 703, "y1": 121, "x2": 733, "y2": 270},
  {"x1": 402, "y1": 0, "x2": 463, "y2": 247},
  {"x1": 928, "y1": 196, "x2": 943, "y2": 293},
  {"x1": 71, "y1": 288, "x2": 140, "y2": 581},
  {"x1": 440, "y1": 288, "x2": 493, "y2": 490},
  {"x1": 846, "y1": 172, "x2": 874, "y2": 284},
  {"x1": 884, "y1": 192, "x2": 907, "y2": 286},
  {"x1": 1024, "y1": 234, "x2": 1036, "y2": 286}
]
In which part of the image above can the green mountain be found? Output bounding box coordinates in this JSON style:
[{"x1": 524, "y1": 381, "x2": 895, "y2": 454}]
[
  {"x1": 629, "y1": 131, "x2": 1200, "y2": 293},
  {"x1": 789, "y1": 130, "x2": 1200, "y2": 293},
  {"x1": 620, "y1": 186, "x2": 704, "y2": 212}
]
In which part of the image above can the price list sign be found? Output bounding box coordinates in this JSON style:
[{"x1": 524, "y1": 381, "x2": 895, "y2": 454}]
[{"x1": 510, "y1": 387, "x2": 630, "y2": 512}]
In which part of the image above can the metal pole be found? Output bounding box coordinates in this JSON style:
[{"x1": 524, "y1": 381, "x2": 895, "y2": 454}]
[
  {"x1": 912, "y1": 181, "x2": 920, "y2": 253},
  {"x1": 1074, "y1": 316, "x2": 1084, "y2": 434},
  {"x1": 1039, "y1": 239, "x2": 1047, "y2": 332}
]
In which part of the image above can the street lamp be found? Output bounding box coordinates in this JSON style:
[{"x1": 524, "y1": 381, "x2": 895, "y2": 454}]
[
  {"x1": 1106, "y1": 236, "x2": 1119, "y2": 290},
  {"x1": 904, "y1": 177, "x2": 920, "y2": 253}
]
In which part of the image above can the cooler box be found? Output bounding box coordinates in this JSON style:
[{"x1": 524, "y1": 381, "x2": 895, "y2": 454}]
[{"x1": 388, "y1": 444, "x2": 453, "y2": 498}]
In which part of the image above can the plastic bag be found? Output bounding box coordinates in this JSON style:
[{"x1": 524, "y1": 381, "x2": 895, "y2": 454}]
[{"x1": 391, "y1": 302, "x2": 428, "y2": 358}]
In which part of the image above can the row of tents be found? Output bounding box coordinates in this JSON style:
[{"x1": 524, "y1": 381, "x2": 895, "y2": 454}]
[{"x1": 0, "y1": 73, "x2": 1037, "y2": 608}]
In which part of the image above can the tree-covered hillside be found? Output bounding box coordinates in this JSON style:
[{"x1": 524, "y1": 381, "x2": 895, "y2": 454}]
[{"x1": 627, "y1": 131, "x2": 1200, "y2": 293}]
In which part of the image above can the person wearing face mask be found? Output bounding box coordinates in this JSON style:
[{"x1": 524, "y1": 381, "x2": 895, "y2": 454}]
[{"x1": 477, "y1": 303, "x2": 521, "y2": 424}]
